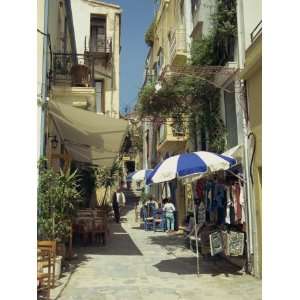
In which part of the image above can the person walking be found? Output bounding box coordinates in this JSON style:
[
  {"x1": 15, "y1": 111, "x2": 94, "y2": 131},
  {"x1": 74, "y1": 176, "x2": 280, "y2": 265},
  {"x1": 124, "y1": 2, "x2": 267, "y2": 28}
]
[
  {"x1": 112, "y1": 187, "x2": 126, "y2": 223},
  {"x1": 163, "y1": 198, "x2": 176, "y2": 233}
]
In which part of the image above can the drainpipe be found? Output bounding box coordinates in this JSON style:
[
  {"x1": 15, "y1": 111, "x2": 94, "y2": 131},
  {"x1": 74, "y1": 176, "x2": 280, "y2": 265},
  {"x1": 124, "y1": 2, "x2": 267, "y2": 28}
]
[
  {"x1": 184, "y1": 0, "x2": 193, "y2": 58},
  {"x1": 236, "y1": 0, "x2": 257, "y2": 275},
  {"x1": 40, "y1": 0, "x2": 49, "y2": 158},
  {"x1": 110, "y1": 13, "x2": 116, "y2": 117}
]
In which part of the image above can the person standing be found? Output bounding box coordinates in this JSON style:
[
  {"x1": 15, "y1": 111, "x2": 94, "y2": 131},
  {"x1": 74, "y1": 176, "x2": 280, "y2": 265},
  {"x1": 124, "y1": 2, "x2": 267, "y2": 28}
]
[
  {"x1": 112, "y1": 187, "x2": 126, "y2": 223},
  {"x1": 163, "y1": 198, "x2": 176, "y2": 233}
]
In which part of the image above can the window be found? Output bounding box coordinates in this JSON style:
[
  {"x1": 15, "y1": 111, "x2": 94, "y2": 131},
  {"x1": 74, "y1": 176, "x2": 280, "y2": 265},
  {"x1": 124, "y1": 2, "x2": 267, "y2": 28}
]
[
  {"x1": 95, "y1": 80, "x2": 105, "y2": 113},
  {"x1": 191, "y1": 0, "x2": 201, "y2": 16},
  {"x1": 224, "y1": 84, "x2": 238, "y2": 148},
  {"x1": 90, "y1": 15, "x2": 106, "y2": 52},
  {"x1": 157, "y1": 48, "x2": 164, "y2": 75}
]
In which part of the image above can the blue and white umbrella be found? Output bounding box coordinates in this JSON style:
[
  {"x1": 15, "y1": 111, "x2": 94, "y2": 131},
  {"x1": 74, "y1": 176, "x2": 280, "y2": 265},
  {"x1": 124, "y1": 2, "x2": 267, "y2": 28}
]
[
  {"x1": 127, "y1": 169, "x2": 153, "y2": 182},
  {"x1": 147, "y1": 151, "x2": 236, "y2": 185}
]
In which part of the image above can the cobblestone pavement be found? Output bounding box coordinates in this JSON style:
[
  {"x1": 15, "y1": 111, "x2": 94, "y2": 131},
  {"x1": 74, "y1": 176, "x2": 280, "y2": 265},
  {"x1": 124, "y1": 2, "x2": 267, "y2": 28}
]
[{"x1": 53, "y1": 206, "x2": 261, "y2": 300}]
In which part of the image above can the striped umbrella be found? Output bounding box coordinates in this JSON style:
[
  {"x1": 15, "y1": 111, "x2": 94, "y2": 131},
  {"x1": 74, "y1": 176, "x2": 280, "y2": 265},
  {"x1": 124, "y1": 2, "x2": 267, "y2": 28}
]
[
  {"x1": 146, "y1": 151, "x2": 236, "y2": 185},
  {"x1": 126, "y1": 169, "x2": 153, "y2": 182}
]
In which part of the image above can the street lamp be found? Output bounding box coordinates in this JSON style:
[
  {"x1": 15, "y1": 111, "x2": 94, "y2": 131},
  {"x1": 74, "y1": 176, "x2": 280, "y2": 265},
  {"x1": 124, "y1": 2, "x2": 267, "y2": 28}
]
[{"x1": 49, "y1": 135, "x2": 59, "y2": 149}]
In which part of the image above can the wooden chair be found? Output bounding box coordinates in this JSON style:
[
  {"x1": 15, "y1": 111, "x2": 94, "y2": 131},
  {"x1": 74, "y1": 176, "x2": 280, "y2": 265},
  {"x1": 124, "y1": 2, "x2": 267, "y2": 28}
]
[
  {"x1": 93, "y1": 217, "x2": 107, "y2": 245},
  {"x1": 153, "y1": 210, "x2": 165, "y2": 232},
  {"x1": 37, "y1": 248, "x2": 51, "y2": 300},
  {"x1": 37, "y1": 241, "x2": 56, "y2": 287}
]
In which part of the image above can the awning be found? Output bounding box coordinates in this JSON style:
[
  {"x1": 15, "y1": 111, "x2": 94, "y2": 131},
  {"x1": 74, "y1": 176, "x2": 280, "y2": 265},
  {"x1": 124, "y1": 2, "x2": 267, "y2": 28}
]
[{"x1": 48, "y1": 101, "x2": 128, "y2": 167}]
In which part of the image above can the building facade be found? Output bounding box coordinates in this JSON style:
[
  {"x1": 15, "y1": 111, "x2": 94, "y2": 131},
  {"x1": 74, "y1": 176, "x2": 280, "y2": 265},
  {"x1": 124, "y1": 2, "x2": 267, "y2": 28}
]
[
  {"x1": 38, "y1": 1, "x2": 128, "y2": 202},
  {"x1": 237, "y1": 0, "x2": 262, "y2": 279}
]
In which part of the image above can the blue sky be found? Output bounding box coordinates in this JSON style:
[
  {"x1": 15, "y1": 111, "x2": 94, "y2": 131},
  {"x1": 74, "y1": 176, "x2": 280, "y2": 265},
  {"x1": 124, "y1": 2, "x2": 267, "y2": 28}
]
[{"x1": 111, "y1": 0, "x2": 156, "y2": 113}]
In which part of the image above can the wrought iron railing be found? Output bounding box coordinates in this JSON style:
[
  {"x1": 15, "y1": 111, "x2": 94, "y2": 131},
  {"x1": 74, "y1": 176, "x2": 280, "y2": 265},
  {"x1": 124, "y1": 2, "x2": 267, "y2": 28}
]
[
  {"x1": 52, "y1": 53, "x2": 95, "y2": 87},
  {"x1": 85, "y1": 36, "x2": 112, "y2": 54},
  {"x1": 251, "y1": 20, "x2": 262, "y2": 43},
  {"x1": 169, "y1": 28, "x2": 187, "y2": 63}
]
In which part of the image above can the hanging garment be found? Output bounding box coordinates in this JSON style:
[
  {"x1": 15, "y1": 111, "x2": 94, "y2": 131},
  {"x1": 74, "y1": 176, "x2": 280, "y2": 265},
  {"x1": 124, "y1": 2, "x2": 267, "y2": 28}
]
[
  {"x1": 214, "y1": 183, "x2": 226, "y2": 208},
  {"x1": 232, "y1": 183, "x2": 242, "y2": 223},
  {"x1": 239, "y1": 185, "x2": 246, "y2": 223},
  {"x1": 196, "y1": 180, "x2": 205, "y2": 200},
  {"x1": 197, "y1": 201, "x2": 206, "y2": 227},
  {"x1": 225, "y1": 186, "x2": 233, "y2": 224}
]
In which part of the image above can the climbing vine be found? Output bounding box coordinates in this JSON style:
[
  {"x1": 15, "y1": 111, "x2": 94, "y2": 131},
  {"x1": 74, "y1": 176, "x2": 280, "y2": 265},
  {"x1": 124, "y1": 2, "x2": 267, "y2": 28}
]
[{"x1": 138, "y1": 0, "x2": 237, "y2": 153}]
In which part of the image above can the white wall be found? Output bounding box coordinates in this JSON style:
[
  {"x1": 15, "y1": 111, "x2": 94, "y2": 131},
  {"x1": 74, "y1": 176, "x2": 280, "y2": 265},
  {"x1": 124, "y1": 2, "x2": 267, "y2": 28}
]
[
  {"x1": 192, "y1": 0, "x2": 216, "y2": 37},
  {"x1": 241, "y1": 0, "x2": 262, "y2": 51},
  {"x1": 70, "y1": 0, "x2": 121, "y2": 118},
  {"x1": 37, "y1": 0, "x2": 45, "y2": 159}
]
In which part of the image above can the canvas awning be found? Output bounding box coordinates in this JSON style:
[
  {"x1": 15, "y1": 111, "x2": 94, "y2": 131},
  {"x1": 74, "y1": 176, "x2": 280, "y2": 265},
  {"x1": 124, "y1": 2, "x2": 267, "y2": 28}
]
[{"x1": 48, "y1": 101, "x2": 128, "y2": 167}]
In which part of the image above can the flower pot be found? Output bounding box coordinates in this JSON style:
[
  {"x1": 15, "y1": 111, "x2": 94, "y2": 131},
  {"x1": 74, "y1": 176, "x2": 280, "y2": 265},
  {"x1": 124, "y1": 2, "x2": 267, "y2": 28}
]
[
  {"x1": 70, "y1": 64, "x2": 89, "y2": 87},
  {"x1": 54, "y1": 255, "x2": 62, "y2": 280},
  {"x1": 56, "y1": 242, "x2": 66, "y2": 258}
]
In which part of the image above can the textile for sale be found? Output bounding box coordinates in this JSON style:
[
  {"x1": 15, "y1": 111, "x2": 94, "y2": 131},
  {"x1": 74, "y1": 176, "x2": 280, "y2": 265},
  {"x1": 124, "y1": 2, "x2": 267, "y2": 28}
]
[
  {"x1": 209, "y1": 231, "x2": 223, "y2": 256},
  {"x1": 197, "y1": 201, "x2": 206, "y2": 227},
  {"x1": 240, "y1": 185, "x2": 246, "y2": 223},
  {"x1": 227, "y1": 231, "x2": 244, "y2": 256}
]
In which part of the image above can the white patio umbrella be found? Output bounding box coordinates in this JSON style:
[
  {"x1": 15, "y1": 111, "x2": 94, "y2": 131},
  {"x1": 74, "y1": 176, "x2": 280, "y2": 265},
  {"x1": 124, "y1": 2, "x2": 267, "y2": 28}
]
[{"x1": 126, "y1": 169, "x2": 153, "y2": 182}]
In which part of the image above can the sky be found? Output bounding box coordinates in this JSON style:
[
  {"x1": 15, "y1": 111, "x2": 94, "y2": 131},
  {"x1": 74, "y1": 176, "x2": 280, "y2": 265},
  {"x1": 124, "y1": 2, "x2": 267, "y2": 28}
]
[{"x1": 110, "y1": 0, "x2": 156, "y2": 114}]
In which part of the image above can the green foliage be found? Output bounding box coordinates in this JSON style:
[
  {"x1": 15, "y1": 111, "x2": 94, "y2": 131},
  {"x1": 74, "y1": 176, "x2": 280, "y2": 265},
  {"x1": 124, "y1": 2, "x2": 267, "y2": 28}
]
[
  {"x1": 191, "y1": 34, "x2": 216, "y2": 66},
  {"x1": 95, "y1": 161, "x2": 123, "y2": 205},
  {"x1": 191, "y1": 0, "x2": 237, "y2": 66},
  {"x1": 145, "y1": 21, "x2": 155, "y2": 47},
  {"x1": 138, "y1": 0, "x2": 237, "y2": 153},
  {"x1": 37, "y1": 158, "x2": 82, "y2": 242}
]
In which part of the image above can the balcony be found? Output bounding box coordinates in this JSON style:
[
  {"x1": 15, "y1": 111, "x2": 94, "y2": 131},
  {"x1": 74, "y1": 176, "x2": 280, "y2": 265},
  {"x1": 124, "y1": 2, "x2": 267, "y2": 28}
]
[
  {"x1": 85, "y1": 36, "x2": 112, "y2": 59},
  {"x1": 169, "y1": 27, "x2": 187, "y2": 66},
  {"x1": 157, "y1": 118, "x2": 188, "y2": 154},
  {"x1": 52, "y1": 53, "x2": 95, "y2": 87}
]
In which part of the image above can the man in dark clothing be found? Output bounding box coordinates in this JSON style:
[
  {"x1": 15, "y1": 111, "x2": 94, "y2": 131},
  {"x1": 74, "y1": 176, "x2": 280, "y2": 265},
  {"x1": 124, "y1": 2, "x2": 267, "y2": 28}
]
[
  {"x1": 112, "y1": 189, "x2": 120, "y2": 223},
  {"x1": 112, "y1": 187, "x2": 126, "y2": 223}
]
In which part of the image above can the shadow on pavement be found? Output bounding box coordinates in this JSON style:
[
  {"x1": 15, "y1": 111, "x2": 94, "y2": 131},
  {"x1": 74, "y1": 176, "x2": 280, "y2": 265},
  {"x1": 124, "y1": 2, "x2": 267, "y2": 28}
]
[
  {"x1": 153, "y1": 256, "x2": 243, "y2": 276},
  {"x1": 148, "y1": 233, "x2": 187, "y2": 251},
  {"x1": 72, "y1": 221, "x2": 143, "y2": 257}
]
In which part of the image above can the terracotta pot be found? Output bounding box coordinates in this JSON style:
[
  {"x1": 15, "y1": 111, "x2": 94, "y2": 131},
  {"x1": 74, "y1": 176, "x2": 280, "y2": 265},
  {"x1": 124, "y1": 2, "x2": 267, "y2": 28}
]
[{"x1": 70, "y1": 64, "x2": 89, "y2": 87}]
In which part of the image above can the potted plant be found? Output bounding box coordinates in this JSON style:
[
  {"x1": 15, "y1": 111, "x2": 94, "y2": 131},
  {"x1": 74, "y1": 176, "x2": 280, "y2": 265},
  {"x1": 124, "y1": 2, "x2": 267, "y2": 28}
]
[
  {"x1": 95, "y1": 161, "x2": 123, "y2": 212},
  {"x1": 70, "y1": 63, "x2": 90, "y2": 87},
  {"x1": 37, "y1": 158, "x2": 82, "y2": 278}
]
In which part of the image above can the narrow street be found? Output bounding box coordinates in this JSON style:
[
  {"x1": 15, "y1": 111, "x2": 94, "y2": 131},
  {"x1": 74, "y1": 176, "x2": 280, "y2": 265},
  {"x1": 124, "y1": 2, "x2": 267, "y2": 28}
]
[{"x1": 54, "y1": 201, "x2": 261, "y2": 300}]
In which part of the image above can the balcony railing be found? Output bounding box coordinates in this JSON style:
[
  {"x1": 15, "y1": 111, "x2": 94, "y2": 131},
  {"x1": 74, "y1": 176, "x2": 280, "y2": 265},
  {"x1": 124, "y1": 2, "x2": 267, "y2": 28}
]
[
  {"x1": 52, "y1": 53, "x2": 95, "y2": 87},
  {"x1": 169, "y1": 28, "x2": 187, "y2": 64},
  {"x1": 251, "y1": 20, "x2": 262, "y2": 43},
  {"x1": 85, "y1": 36, "x2": 112, "y2": 56},
  {"x1": 158, "y1": 120, "x2": 187, "y2": 145}
]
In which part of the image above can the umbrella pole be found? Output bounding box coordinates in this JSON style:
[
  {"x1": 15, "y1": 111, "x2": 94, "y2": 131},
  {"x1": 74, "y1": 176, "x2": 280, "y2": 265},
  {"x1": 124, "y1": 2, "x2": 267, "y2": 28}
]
[{"x1": 192, "y1": 189, "x2": 200, "y2": 276}]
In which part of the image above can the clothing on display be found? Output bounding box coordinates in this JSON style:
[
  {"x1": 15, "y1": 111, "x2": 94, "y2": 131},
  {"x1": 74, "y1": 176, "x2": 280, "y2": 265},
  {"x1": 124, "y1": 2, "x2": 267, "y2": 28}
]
[
  {"x1": 232, "y1": 183, "x2": 242, "y2": 222},
  {"x1": 197, "y1": 201, "x2": 206, "y2": 227},
  {"x1": 239, "y1": 185, "x2": 246, "y2": 223}
]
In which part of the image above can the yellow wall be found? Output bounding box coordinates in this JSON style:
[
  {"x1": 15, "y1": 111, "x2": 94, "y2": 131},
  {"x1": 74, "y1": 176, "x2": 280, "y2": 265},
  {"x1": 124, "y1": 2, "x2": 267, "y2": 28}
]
[
  {"x1": 242, "y1": 35, "x2": 262, "y2": 278},
  {"x1": 247, "y1": 67, "x2": 262, "y2": 278},
  {"x1": 149, "y1": 0, "x2": 186, "y2": 71}
]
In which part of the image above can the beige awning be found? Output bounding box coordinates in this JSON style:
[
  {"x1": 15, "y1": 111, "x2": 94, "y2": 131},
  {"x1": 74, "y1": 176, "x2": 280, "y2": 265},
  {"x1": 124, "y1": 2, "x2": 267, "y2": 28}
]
[{"x1": 48, "y1": 101, "x2": 128, "y2": 167}]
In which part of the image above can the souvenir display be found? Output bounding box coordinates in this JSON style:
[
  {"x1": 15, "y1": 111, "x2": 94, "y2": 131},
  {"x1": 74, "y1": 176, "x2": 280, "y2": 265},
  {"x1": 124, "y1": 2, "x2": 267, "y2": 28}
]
[{"x1": 209, "y1": 231, "x2": 223, "y2": 256}]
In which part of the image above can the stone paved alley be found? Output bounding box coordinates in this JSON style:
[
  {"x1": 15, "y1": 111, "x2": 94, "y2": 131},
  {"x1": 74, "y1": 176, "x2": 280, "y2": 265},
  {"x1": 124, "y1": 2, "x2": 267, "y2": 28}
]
[{"x1": 52, "y1": 205, "x2": 261, "y2": 300}]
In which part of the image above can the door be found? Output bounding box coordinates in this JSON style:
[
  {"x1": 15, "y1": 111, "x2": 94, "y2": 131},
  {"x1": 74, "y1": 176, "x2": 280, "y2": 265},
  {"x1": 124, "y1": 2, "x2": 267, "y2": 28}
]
[{"x1": 90, "y1": 16, "x2": 106, "y2": 52}]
